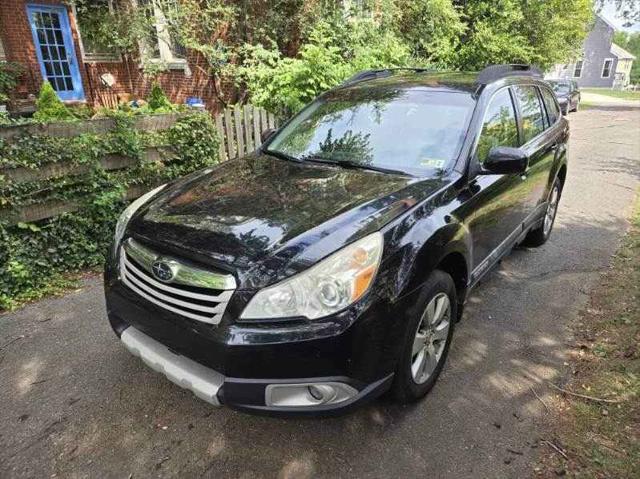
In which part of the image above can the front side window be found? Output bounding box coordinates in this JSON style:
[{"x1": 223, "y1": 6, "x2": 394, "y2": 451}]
[
  {"x1": 602, "y1": 59, "x2": 613, "y2": 78},
  {"x1": 540, "y1": 87, "x2": 560, "y2": 125},
  {"x1": 476, "y1": 89, "x2": 519, "y2": 164},
  {"x1": 267, "y1": 89, "x2": 475, "y2": 176},
  {"x1": 573, "y1": 60, "x2": 583, "y2": 78},
  {"x1": 514, "y1": 86, "x2": 546, "y2": 143}
]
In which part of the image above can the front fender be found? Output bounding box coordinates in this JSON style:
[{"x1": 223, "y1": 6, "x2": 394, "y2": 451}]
[{"x1": 380, "y1": 203, "x2": 471, "y2": 303}]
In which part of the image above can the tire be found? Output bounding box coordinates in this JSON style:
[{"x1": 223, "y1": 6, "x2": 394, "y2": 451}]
[
  {"x1": 392, "y1": 270, "x2": 457, "y2": 403},
  {"x1": 572, "y1": 100, "x2": 579, "y2": 112},
  {"x1": 523, "y1": 178, "x2": 562, "y2": 247}
]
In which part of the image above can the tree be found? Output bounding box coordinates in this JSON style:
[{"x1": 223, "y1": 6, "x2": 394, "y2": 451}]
[
  {"x1": 596, "y1": 0, "x2": 640, "y2": 28},
  {"x1": 71, "y1": 0, "x2": 596, "y2": 112},
  {"x1": 392, "y1": 0, "x2": 466, "y2": 66},
  {"x1": 614, "y1": 31, "x2": 640, "y2": 83},
  {"x1": 453, "y1": 0, "x2": 594, "y2": 70}
]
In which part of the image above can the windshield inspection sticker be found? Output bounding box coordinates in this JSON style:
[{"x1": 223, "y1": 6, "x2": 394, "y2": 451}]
[{"x1": 420, "y1": 158, "x2": 446, "y2": 169}]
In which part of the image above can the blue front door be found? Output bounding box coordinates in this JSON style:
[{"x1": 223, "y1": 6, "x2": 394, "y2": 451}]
[{"x1": 26, "y1": 4, "x2": 85, "y2": 101}]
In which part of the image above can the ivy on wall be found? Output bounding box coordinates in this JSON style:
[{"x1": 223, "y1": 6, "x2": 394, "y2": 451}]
[{"x1": 0, "y1": 112, "x2": 220, "y2": 310}]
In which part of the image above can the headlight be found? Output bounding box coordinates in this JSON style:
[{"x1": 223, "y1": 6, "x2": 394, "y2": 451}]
[
  {"x1": 113, "y1": 184, "x2": 166, "y2": 257},
  {"x1": 240, "y1": 232, "x2": 383, "y2": 320}
]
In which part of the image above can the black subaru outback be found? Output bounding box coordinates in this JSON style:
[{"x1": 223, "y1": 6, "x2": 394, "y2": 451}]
[{"x1": 104, "y1": 64, "x2": 568, "y2": 415}]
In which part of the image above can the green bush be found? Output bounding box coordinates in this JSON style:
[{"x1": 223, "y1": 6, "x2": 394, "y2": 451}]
[
  {"x1": 0, "y1": 112, "x2": 219, "y2": 309},
  {"x1": 33, "y1": 81, "x2": 74, "y2": 122},
  {"x1": 147, "y1": 81, "x2": 173, "y2": 111},
  {"x1": 0, "y1": 62, "x2": 24, "y2": 98},
  {"x1": 240, "y1": 18, "x2": 413, "y2": 116}
]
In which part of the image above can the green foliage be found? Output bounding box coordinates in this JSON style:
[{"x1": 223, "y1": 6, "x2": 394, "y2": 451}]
[
  {"x1": 0, "y1": 61, "x2": 24, "y2": 98},
  {"x1": 240, "y1": 18, "x2": 412, "y2": 115},
  {"x1": 34, "y1": 81, "x2": 74, "y2": 122},
  {"x1": 72, "y1": 0, "x2": 146, "y2": 55},
  {"x1": 240, "y1": 0, "x2": 594, "y2": 114},
  {"x1": 454, "y1": 0, "x2": 594, "y2": 70},
  {"x1": 71, "y1": 0, "x2": 594, "y2": 109},
  {"x1": 614, "y1": 31, "x2": 640, "y2": 84},
  {"x1": 147, "y1": 82, "x2": 173, "y2": 111},
  {"x1": 392, "y1": 0, "x2": 466, "y2": 65},
  {"x1": 0, "y1": 112, "x2": 220, "y2": 310}
]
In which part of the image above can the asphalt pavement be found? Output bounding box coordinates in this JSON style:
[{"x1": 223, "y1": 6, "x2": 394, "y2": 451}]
[{"x1": 1, "y1": 104, "x2": 639, "y2": 478}]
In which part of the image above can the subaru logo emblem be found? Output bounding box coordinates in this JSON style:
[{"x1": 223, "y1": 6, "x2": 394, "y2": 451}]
[{"x1": 152, "y1": 260, "x2": 175, "y2": 282}]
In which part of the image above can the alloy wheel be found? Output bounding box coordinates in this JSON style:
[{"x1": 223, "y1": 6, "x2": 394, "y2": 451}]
[
  {"x1": 543, "y1": 184, "x2": 560, "y2": 237},
  {"x1": 411, "y1": 293, "x2": 451, "y2": 384}
]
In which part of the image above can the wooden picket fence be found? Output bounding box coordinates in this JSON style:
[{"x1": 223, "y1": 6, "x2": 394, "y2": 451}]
[
  {"x1": 0, "y1": 105, "x2": 278, "y2": 224},
  {"x1": 213, "y1": 104, "x2": 277, "y2": 161}
]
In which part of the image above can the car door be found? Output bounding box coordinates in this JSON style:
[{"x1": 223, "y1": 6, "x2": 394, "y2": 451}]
[
  {"x1": 460, "y1": 87, "x2": 530, "y2": 281},
  {"x1": 513, "y1": 85, "x2": 558, "y2": 227}
]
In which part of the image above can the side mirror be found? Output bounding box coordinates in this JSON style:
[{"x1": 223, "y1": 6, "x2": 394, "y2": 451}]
[
  {"x1": 481, "y1": 146, "x2": 528, "y2": 175},
  {"x1": 261, "y1": 128, "x2": 277, "y2": 144}
]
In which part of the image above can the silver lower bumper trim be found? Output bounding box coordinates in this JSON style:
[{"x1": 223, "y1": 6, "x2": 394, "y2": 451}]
[{"x1": 121, "y1": 327, "x2": 224, "y2": 405}]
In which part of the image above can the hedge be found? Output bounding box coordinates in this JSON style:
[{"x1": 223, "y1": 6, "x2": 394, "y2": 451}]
[{"x1": 0, "y1": 112, "x2": 220, "y2": 309}]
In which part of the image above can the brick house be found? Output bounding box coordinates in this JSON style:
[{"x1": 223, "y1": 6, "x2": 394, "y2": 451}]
[{"x1": 0, "y1": 1, "x2": 225, "y2": 113}]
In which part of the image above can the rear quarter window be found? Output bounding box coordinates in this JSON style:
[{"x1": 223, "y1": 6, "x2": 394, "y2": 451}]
[{"x1": 540, "y1": 87, "x2": 560, "y2": 125}]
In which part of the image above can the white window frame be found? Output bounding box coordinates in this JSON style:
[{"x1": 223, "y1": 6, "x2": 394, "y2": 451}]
[
  {"x1": 573, "y1": 60, "x2": 584, "y2": 78},
  {"x1": 0, "y1": 36, "x2": 6, "y2": 61},
  {"x1": 601, "y1": 58, "x2": 614, "y2": 78},
  {"x1": 137, "y1": 0, "x2": 188, "y2": 71}
]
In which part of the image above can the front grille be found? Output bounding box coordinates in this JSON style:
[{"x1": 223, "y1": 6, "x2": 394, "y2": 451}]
[{"x1": 119, "y1": 238, "x2": 236, "y2": 325}]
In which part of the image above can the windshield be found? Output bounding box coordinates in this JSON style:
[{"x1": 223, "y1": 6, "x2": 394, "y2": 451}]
[
  {"x1": 266, "y1": 88, "x2": 475, "y2": 176},
  {"x1": 549, "y1": 82, "x2": 570, "y2": 94}
]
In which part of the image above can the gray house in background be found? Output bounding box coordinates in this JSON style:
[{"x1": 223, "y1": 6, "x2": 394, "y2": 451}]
[{"x1": 547, "y1": 15, "x2": 636, "y2": 88}]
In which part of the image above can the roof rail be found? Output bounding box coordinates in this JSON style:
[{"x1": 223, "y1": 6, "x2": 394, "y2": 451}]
[
  {"x1": 476, "y1": 64, "x2": 543, "y2": 84},
  {"x1": 339, "y1": 68, "x2": 431, "y2": 87}
]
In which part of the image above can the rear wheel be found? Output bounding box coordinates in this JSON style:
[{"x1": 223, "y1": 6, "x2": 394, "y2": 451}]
[
  {"x1": 523, "y1": 178, "x2": 562, "y2": 247},
  {"x1": 392, "y1": 270, "x2": 456, "y2": 403}
]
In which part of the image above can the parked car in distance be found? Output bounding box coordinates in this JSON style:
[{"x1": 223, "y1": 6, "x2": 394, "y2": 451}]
[
  {"x1": 547, "y1": 79, "x2": 580, "y2": 114},
  {"x1": 104, "y1": 64, "x2": 569, "y2": 416}
]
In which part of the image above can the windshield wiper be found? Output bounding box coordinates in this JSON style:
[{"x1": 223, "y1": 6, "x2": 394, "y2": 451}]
[
  {"x1": 303, "y1": 155, "x2": 410, "y2": 176},
  {"x1": 263, "y1": 148, "x2": 303, "y2": 163}
]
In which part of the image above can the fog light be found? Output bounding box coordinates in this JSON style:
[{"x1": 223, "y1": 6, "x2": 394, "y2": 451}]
[
  {"x1": 265, "y1": 382, "x2": 358, "y2": 408},
  {"x1": 308, "y1": 384, "x2": 337, "y2": 403}
]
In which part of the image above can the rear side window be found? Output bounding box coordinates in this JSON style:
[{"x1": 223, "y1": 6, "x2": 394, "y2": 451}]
[
  {"x1": 514, "y1": 86, "x2": 546, "y2": 142},
  {"x1": 476, "y1": 88, "x2": 519, "y2": 163},
  {"x1": 540, "y1": 87, "x2": 560, "y2": 125}
]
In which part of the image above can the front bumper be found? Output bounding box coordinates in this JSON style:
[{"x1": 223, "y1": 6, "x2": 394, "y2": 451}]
[
  {"x1": 121, "y1": 325, "x2": 392, "y2": 415},
  {"x1": 105, "y1": 259, "x2": 412, "y2": 415}
]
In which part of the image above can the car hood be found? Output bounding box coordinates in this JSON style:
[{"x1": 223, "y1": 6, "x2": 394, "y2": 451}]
[{"x1": 128, "y1": 153, "x2": 448, "y2": 288}]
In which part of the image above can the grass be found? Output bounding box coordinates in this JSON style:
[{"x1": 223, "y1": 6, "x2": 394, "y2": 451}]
[
  {"x1": 0, "y1": 270, "x2": 93, "y2": 312},
  {"x1": 537, "y1": 194, "x2": 640, "y2": 478},
  {"x1": 582, "y1": 88, "x2": 640, "y2": 101}
]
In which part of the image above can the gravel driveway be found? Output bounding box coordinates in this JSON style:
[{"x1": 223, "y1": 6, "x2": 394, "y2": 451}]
[{"x1": 1, "y1": 105, "x2": 639, "y2": 479}]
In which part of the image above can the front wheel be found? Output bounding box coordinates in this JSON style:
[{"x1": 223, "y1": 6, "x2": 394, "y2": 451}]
[
  {"x1": 523, "y1": 178, "x2": 562, "y2": 247},
  {"x1": 392, "y1": 270, "x2": 456, "y2": 403}
]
